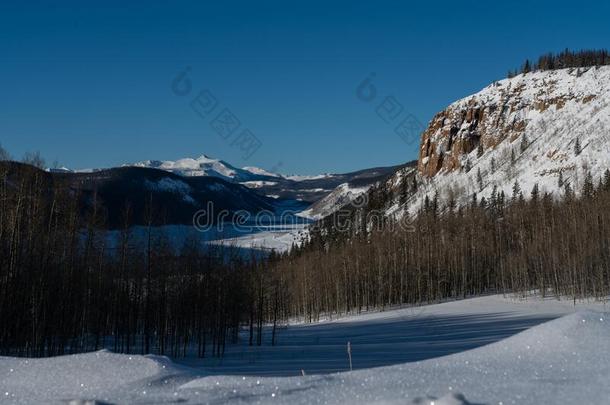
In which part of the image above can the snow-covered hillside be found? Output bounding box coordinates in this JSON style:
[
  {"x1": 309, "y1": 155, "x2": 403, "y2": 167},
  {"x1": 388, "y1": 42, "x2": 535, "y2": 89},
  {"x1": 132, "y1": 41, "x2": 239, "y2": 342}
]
[
  {"x1": 391, "y1": 66, "x2": 610, "y2": 216},
  {"x1": 2, "y1": 294, "x2": 608, "y2": 404},
  {"x1": 299, "y1": 183, "x2": 371, "y2": 220}
]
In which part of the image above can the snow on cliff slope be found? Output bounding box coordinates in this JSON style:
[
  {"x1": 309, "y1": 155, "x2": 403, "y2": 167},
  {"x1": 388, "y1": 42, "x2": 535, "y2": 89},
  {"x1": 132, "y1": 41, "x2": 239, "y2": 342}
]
[
  {"x1": 298, "y1": 183, "x2": 370, "y2": 220},
  {"x1": 391, "y1": 66, "x2": 610, "y2": 216}
]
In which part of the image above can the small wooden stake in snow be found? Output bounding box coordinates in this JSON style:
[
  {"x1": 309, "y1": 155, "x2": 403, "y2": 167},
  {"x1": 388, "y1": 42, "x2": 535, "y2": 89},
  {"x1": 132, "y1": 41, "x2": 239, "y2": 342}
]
[{"x1": 347, "y1": 341, "x2": 353, "y2": 371}]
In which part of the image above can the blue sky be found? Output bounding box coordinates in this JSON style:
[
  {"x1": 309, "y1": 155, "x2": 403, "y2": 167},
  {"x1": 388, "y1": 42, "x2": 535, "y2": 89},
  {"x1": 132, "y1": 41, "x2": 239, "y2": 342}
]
[{"x1": 1, "y1": 1, "x2": 609, "y2": 175}]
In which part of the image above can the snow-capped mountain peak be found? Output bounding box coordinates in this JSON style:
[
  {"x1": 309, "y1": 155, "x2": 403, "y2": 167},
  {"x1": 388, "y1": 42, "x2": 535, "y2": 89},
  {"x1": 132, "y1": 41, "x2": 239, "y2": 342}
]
[
  {"x1": 129, "y1": 155, "x2": 270, "y2": 182},
  {"x1": 241, "y1": 166, "x2": 281, "y2": 178}
]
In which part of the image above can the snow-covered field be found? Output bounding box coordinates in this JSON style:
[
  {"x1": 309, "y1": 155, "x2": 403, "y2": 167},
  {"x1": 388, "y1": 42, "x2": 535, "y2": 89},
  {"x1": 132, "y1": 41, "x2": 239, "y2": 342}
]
[
  {"x1": 102, "y1": 220, "x2": 309, "y2": 255},
  {"x1": 206, "y1": 225, "x2": 307, "y2": 252},
  {"x1": 1, "y1": 294, "x2": 608, "y2": 404}
]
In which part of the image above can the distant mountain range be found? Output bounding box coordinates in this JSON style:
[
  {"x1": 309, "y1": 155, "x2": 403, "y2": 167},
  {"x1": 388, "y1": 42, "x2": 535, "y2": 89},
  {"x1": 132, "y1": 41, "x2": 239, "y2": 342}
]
[
  {"x1": 2, "y1": 155, "x2": 404, "y2": 231},
  {"x1": 127, "y1": 155, "x2": 407, "y2": 205},
  {"x1": 3, "y1": 162, "x2": 285, "y2": 229}
]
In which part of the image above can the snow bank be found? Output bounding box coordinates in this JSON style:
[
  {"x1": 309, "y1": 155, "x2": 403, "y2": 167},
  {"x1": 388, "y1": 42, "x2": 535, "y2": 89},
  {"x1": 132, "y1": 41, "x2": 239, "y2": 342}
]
[
  {"x1": 0, "y1": 350, "x2": 189, "y2": 404},
  {"x1": 1, "y1": 297, "x2": 608, "y2": 404},
  {"x1": 179, "y1": 311, "x2": 610, "y2": 404}
]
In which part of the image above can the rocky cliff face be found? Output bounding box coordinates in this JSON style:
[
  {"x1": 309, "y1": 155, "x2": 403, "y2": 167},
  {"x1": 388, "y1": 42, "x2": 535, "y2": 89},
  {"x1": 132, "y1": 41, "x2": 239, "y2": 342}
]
[
  {"x1": 367, "y1": 65, "x2": 610, "y2": 220},
  {"x1": 417, "y1": 67, "x2": 603, "y2": 178}
]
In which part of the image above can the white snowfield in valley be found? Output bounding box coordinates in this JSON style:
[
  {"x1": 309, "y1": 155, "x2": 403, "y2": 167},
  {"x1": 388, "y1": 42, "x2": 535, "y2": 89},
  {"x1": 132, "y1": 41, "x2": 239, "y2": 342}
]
[
  {"x1": 207, "y1": 225, "x2": 308, "y2": 252},
  {"x1": 1, "y1": 294, "x2": 609, "y2": 404}
]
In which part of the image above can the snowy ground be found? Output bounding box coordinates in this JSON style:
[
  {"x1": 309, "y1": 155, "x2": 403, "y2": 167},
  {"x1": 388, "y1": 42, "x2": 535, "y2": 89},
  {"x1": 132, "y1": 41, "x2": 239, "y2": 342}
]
[
  {"x1": 103, "y1": 221, "x2": 309, "y2": 256},
  {"x1": 206, "y1": 223, "x2": 308, "y2": 252},
  {"x1": 1, "y1": 294, "x2": 609, "y2": 404}
]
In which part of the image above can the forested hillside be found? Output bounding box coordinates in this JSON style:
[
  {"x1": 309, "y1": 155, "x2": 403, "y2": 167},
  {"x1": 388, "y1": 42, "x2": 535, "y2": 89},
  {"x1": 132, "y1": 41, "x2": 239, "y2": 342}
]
[{"x1": 281, "y1": 171, "x2": 610, "y2": 319}]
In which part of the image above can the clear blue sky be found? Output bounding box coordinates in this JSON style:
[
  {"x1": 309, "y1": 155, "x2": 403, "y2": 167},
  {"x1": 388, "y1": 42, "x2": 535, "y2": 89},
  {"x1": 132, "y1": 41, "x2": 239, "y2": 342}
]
[{"x1": 1, "y1": 1, "x2": 609, "y2": 175}]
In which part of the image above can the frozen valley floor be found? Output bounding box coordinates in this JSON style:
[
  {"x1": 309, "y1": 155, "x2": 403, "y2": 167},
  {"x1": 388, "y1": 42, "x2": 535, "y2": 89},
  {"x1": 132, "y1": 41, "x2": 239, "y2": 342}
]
[{"x1": 1, "y1": 294, "x2": 609, "y2": 404}]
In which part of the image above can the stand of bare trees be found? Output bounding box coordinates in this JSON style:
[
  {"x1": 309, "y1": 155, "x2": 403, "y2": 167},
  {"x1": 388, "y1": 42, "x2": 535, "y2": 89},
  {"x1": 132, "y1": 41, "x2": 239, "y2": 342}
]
[
  {"x1": 280, "y1": 172, "x2": 610, "y2": 321},
  {"x1": 2, "y1": 159, "x2": 610, "y2": 357},
  {"x1": 0, "y1": 162, "x2": 285, "y2": 357}
]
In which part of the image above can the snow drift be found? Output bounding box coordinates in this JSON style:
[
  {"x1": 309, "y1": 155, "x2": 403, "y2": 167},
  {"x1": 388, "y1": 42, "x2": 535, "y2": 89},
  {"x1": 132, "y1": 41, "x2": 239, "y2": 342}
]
[{"x1": 1, "y1": 297, "x2": 609, "y2": 404}]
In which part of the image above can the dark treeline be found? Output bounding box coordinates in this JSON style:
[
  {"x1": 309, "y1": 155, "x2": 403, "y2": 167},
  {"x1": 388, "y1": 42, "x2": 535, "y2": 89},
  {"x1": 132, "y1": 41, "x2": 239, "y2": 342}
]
[
  {"x1": 508, "y1": 49, "x2": 610, "y2": 78},
  {"x1": 2, "y1": 154, "x2": 610, "y2": 357},
  {"x1": 0, "y1": 162, "x2": 286, "y2": 357},
  {"x1": 280, "y1": 170, "x2": 610, "y2": 321}
]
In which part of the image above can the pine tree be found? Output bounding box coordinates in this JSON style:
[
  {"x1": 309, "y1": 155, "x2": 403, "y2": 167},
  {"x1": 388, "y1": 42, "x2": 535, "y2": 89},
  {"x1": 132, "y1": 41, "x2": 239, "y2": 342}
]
[
  {"x1": 432, "y1": 192, "x2": 439, "y2": 217},
  {"x1": 490, "y1": 157, "x2": 496, "y2": 173},
  {"x1": 512, "y1": 179, "x2": 521, "y2": 200},
  {"x1": 574, "y1": 137, "x2": 582, "y2": 156},
  {"x1": 582, "y1": 171, "x2": 595, "y2": 198},
  {"x1": 471, "y1": 193, "x2": 478, "y2": 209},
  {"x1": 477, "y1": 143, "x2": 484, "y2": 158},
  {"x1": 531, "y1": 183, "x2": 540, "y2": 203},
  {"x1": 498, "y1": 190, "x2": 506, "y2": 209},
  {"x1": 510, "y1": 149, "x2": 516, "y2": 166},
  {"x1": 399, "y1": 176, "x2": 409, "y2": 205},
  {"x1": 476, "y1": 168, "x2": 484, "y2": 191},
  {"x1": 491, "y1": 185, "x2": 498, "y2": 204},
  {"x1": 558, "y1": 171, "x2": 564, "y2": 188},
  {"x1": 489, "y1": 185, "x2": 498, "y2": 214},
  {"x1": 423, "y1": 195, "x2": 431, "y2": 213},
  {"x1": 564, "y1": 182, "x2": 574, "y2": 201},
  {"x1": 604, "y1": 169, "x2": 610, "y2": 191}
]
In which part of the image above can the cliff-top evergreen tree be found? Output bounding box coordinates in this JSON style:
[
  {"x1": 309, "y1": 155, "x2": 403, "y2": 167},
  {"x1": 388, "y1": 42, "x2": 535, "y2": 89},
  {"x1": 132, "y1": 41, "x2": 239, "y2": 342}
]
[{"x1": 509, "y1": 49, "x2": 610, "y2": 78}]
